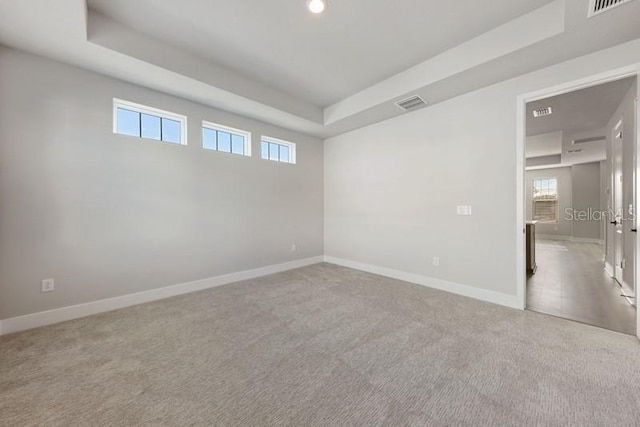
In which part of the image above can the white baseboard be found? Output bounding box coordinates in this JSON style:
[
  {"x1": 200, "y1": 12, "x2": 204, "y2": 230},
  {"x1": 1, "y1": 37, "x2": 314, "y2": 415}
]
[
  {"x1": 537, "y1": 234, "x2": 604, "y2": 245},
  {"x1": 621, "y1": 281, "x2": 636, "y2": 307},
  {"x1": 605, "y1": 262, "x2": 614, "y2": 277},
  {"x1": 323, "y1": 256, "x2": 523, "y2": 310},
  {"x1": 621, "y1": 280, "x2": 634, "y2": 294},
  {"x1": 571, "y1": 237, "x2": 605, "y2": 245},
  {"x1": 0, "y1": 256, "x2": 324, "y2": 336},
  {"x1": 537, "y1": 234, "x2": 572, "y2": 241}
]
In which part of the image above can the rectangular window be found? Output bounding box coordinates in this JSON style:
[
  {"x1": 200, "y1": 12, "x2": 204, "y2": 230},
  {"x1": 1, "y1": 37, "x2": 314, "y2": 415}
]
[
  {"x1": 113, "y1": 99, "x2": 187, "y2": 145},
  {"x1": 260, "y1": 136, "x2": 296, "y2": 164},
  {"x1": 532, "y1": 178, "x2": 559, "y2": 223},
  {"x1": 201, "y1": 121, "x2": 251, "y2": 156}
]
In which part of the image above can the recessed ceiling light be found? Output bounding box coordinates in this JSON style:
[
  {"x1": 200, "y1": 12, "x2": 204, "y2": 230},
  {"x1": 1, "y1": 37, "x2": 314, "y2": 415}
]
[{"x1": 307, "y1": 0, "x2": 327, "y2": 14}]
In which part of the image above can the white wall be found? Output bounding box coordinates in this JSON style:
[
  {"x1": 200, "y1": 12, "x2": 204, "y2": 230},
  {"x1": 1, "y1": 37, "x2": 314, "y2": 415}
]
[
  {"x1": 0, "y1": 48, "x2": 324, "y2": 320},
  {"x1": 562, "y1": 129, "x2": 606, "y2": 165},
  {"x1": 526, "y1": 131, "x2": 562, "y2": 158},
  {"x1": 325, "y1": 85, "x2": 519, "y2": 297},
  {"x1": 525, "y1": 167, "x2": 573, "y2": 237},
  {"x1": 325, "y1": 38, "x2": 640, "y2": 303}
]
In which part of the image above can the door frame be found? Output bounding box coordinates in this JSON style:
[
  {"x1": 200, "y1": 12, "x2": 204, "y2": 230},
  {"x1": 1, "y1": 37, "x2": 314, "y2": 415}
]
[
  {"x1": 515, "y1": 65, "x2": 640, "y2": 338},
  {"x1": 612, "y1": 118, "x2": 625, "y2": 284}
]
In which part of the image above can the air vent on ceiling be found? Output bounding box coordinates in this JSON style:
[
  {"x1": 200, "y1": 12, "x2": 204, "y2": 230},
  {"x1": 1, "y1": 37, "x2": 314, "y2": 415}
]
[
  {"x1": 573, "y1": 136, "x2": 605, "y2": 144},
  {"x1": 395, "y1": 95, "x2": 427, "y2": 112},
  {"x1": 532, "y1": 107, "x2": 552, "y2": 118},
  {"x1": 589, "y1": 0, "x2": 636, "y2": 17}
]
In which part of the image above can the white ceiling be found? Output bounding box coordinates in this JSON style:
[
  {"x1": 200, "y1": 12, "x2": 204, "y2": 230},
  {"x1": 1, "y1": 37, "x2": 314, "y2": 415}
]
[
  {"x1": 526, "y1": 76, "x2": 636, "y2": 167},
  {"x1": 1, "y1": 0, "x2": 640, "y2": 138},
  {"x1": 87, "y1": 0, "x2": 553, "y2": 108},
  {"x1": 526, "y1": 76, "x2": 635, "y2": 136}
]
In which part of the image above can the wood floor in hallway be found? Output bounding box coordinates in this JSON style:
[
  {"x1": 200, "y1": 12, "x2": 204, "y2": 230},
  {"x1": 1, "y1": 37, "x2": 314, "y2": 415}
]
[{"x1": 527, "y1": 239, "x2": 636, "y2": 335}]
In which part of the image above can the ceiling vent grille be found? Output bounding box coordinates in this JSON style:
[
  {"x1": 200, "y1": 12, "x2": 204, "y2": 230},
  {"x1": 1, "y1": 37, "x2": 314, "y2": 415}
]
[
  {"x1": 589, "y1": 0, "x2": 635, "y2": 17},
  {"x1": 395, "y1": 95, "x2": 427, "y2": 112},
  {"x1": 532, "y1": 107, "x2": 552, "y2": 118}
]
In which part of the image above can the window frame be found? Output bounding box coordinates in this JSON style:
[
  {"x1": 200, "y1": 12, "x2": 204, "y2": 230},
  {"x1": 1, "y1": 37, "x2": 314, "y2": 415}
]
[
  {"x1": 260, "y1": 136, "x2": 296, "y2": 164},
  {"x1": 201, "y1": 121, "x2": 252, "y2": 157},
  {"x1": 113, "y1": 98, "x2": 188, "y2": 146},
  {"x1": 532, "y1": 177, "x2": 559, "y2": 224}
]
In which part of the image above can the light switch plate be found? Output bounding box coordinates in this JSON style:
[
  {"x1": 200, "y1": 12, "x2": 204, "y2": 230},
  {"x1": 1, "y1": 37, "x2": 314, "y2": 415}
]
[{"x1": 457, "y1": 206, "x2": 472, "y2": 216}]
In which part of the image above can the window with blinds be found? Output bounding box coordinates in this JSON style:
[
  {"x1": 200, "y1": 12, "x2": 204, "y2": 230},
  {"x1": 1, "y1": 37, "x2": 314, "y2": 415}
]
[{"x1": 533, "y1": 178, "x2": 559, "y2": 223}]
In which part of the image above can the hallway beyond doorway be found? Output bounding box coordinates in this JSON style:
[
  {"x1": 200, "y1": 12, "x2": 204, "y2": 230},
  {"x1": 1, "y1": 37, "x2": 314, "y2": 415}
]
[{"x1": 527, "y1": 239, "x2": 636, "y2": 335}]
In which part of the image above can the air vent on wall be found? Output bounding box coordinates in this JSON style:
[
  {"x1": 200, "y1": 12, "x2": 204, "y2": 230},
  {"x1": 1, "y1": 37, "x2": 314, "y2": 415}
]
[
  {"x1": 395, "y1": 95, "x2": 427, "y2": 112},
  {"x1": 573, "y1": 136, "x2": 605, "y2": 144},
  {"x1": 589, "y1": 0, "x2": 636, "y2": 17},
  {"x1": 532, "y1": 107, "x2": 552, "y2": 118}
]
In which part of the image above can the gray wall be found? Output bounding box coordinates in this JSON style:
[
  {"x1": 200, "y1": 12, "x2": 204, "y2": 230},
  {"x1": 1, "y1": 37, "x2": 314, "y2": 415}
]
[
  {"x1": 0, "y1": 48, "x2": 324, "y2": 319},
  {"x1": 525, "y1": 167, "x2": 573, "y2": 237},
  {"x1": 571, "y1": 162, "x2": 602, "y2": 240}
]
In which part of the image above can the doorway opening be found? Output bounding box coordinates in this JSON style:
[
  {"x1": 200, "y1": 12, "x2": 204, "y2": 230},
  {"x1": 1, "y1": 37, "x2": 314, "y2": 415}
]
[{"x1": 517, "y1": 73, "x2": 639, "y2": 336}]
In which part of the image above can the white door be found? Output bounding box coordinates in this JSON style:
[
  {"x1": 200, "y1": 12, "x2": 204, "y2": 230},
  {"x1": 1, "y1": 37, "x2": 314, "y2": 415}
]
[
  {"x1": 613, "y1": 119, "x2": 624, "y2": 284},
  {"x1": 635, "y1": 95, "x2": 640, "y2": 339},
  {"x1": 632, "y1": 104, "x2": 638, "y2": 307}
]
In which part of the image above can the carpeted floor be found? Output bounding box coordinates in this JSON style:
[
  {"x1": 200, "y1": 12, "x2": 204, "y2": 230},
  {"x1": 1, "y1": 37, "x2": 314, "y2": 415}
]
[{"x1": 1, "y1": 263, "x2": 640, "y2": 426}]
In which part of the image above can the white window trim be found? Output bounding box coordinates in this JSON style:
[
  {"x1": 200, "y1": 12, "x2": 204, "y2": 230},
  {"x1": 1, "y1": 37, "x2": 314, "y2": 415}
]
[
  {"x1": 113, "y1": 98, "x2": 188, "y2": 146},
  {"x1": 202, "y1": 121, "x2": 252, "y2": 157},
  {"x1": 261, "y1": 136, "x2": 296, "y2": 164},
  {"x1": 532, "y1": 177, "x2": 559, "y2": 224}
]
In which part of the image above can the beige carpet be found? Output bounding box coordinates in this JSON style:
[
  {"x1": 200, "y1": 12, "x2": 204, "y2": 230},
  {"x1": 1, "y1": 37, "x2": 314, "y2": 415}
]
[{"x1": 1, "y1": 263, "x2": 640, "y2": 426}]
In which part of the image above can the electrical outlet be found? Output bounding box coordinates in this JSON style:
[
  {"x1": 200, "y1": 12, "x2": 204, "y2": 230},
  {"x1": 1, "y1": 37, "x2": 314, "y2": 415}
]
[
  {"x1": 291, "y1": 244, "x2": 297, "y2": 252},
  {"x1": 42, "y1": 278, "x2": 55, "y2": 293},
  {"x1": 433, "y1": 257, "x2": 440, "y2": 267}
]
